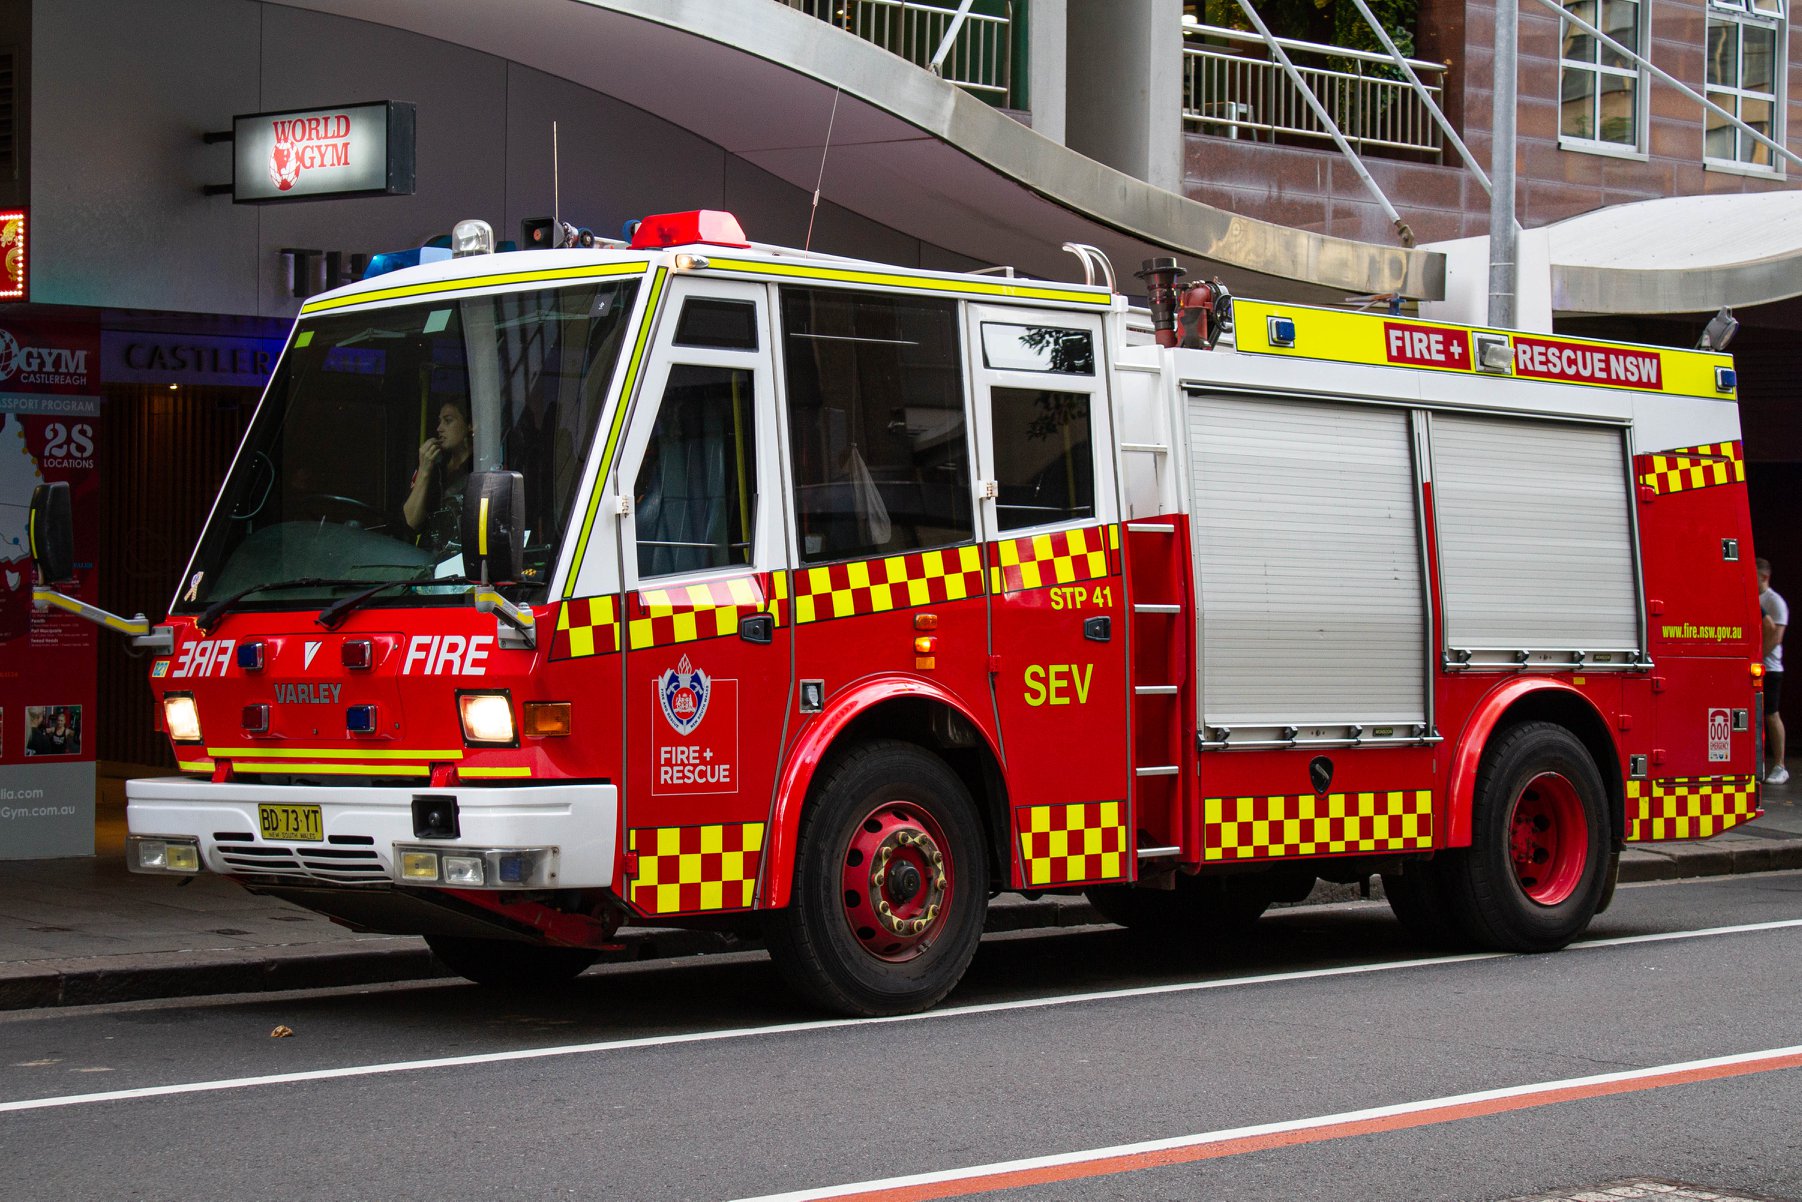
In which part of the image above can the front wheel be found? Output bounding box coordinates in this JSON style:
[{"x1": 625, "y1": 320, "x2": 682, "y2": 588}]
[
  {"x1": 1444, "y1": 721, "x2": 1610, "y2": 952},
  {"x1": 425, "y1": 935, "x2": 599, "y2": 988},
  {"x1": 764, "y1": 740, "x2": 988, "y2": 1016}
]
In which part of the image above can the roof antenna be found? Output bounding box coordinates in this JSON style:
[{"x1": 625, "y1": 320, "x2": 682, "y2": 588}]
[
  {"x1": 552, "y1": 120, "x2": 562, "y2": 247},
  {"x1": 804, "y1": 87, "x2": 841, "y2": 255}
]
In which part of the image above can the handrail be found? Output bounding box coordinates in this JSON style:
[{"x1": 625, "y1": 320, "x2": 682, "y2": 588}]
[
  {"x1": 1183, "y1": 22, "x2": 1444, "y2": 74},
  {"x1": 781, "y1": 0, "x2": 1012, "y2": 105}
]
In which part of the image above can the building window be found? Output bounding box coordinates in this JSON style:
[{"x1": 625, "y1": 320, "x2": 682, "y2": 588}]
[
  {"x1": 1560, "y1": 0, "x2": 1646, "y2": 151},
  {"x1": 1706, "y1": 0, "x2": 1786, "y2": 169}
]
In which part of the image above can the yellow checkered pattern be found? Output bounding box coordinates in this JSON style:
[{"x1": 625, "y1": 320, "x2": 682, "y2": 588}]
[
  {"x1": 1016, "y1": 801, "x2": 1129, "y2": 887},
  {"x1": 1626, "y1": 775, "x2": 1758, "y2": 841},
  {"x1": 793, "y1": 545, "x2": 985, "y2": 624},
  {"x1": 1638, "y1": 442, "x2": 1744, "y2": 496},
  {"x1": 627, "y1": 822, "x2": 765, "y2": 915},
  {"x1": 989, "y1": 524, "x2": 1118, "y2": 595},
  {"x1": 1204, "y1": 790, "x2": 1434, "y2": 861},
  {"x1": 626, "y1": 573, "x2": 785, "y2": 650},
  {"x1": 555, "y1": 594, "x2": 621, "y2": 658}
]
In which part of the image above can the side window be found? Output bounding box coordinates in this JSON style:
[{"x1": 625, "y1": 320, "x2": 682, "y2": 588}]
[
  {"x1": 633, "y1": 365, "x2": 757, "y2": 577},
  {"x1": 991, "y1": 387, "x2": 1095, "y2": 531},
  {"x1": 780, "y1": 287, "x2": 972, "y2": 564}
]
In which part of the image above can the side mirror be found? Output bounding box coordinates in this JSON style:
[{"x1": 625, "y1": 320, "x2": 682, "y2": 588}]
[
  {"x1": 461, "y1": 470, "x2": 526, "y2": 583},
  {"x1": 29, "y1": 482, "x2": 75, "y2": 585}
]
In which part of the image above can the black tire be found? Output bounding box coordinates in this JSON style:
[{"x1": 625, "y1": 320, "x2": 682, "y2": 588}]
[
  {"x1": 1443, "y1": 721, "x2": 1610, "y2": 952},
  {"x1": 1085, "y1": 873, "x2": 1272, "y2": 937},
  {"x1": 425, "y1": 935, "x2": 599, "y2": 988},
  {"x1": 1380, "y1": 863, "x2": 1465, "y2": 948},
  {"x1": 764, "y1": 740, "x2": 987, "y2": 1016}
]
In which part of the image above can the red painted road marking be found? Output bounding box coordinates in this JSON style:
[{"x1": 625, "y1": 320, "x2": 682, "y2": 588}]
[{"x1": 740, "y1": 1045, "x2": 1802, "y2": 1202}]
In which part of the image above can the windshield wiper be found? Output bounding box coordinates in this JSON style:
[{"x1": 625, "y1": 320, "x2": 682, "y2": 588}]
[
  {"x1": 197, "y1": 578, "x2": 366, "y2": 633},
  {"x1": 315, "y1": 576, "x2": 476, "y2": 630}
]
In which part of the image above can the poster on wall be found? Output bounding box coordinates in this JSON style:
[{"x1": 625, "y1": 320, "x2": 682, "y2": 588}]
[{"x1": 0, "y1": 318, "x2": 100, "y2": 859}]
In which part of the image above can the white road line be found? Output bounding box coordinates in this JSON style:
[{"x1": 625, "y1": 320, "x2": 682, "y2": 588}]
[
  {"x1": 727, "y1": 1043, "x2": 1802, "y2": 1202},
  {"x1": 4, "y1": 915, "x2": 1801, "y2": 1116}
]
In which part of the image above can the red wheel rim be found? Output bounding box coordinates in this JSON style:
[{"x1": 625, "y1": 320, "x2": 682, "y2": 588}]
[
  {"x1": 839, "y1": 800, "x2": 954, "y2": 962},
  {"x1": 1508, "y1": 772, "x2": 1588, "y2": 905}
]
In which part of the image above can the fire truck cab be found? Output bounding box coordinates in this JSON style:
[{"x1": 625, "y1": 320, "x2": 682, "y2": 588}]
[{"x1": 31, "y1": 211, "x2": 1763, "y2": 1017}]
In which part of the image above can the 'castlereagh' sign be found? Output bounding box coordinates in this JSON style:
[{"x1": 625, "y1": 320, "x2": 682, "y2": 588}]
[{"x1": 231, "y1": 102, "x2": 415, "y2": 204}]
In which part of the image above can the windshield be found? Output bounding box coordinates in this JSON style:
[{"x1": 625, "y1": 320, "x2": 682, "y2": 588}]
[{"x1": 175, "y1": 278, "x2": 641, "y2": 614}]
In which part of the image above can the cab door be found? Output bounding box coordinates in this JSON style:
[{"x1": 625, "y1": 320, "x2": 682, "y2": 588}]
[
  {"x1": 615, "y1": 278, "x2": 791, "y2": 920},
  {"x1": 966, "y1": 305, "x2": 1133, "y2": 889}
]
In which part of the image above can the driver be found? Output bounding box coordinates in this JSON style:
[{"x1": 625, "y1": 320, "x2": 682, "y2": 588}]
[{"x1": 404, "y1": 397, "x2": 473, "y2": 555}]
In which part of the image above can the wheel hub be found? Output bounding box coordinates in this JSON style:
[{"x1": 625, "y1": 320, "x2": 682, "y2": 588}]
[
  {"x1": 1508, "y1": 771, "x2": 1588, "y2": 906},
  {"x1": 840, "y1": 803, "x2": 952, "y2": 962}
]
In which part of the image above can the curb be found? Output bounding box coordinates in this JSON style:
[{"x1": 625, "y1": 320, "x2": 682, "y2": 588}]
[{"x1": 6, "y1": 839, "x2": 1801, "y2": 1012}]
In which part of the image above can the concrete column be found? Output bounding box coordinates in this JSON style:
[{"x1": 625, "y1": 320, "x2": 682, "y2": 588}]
[
  {"x1": 1026, "y1": 0, "x2": 1067, "y2": 144},
  {"x1": 1064, "y1": 0, "x2": 1183, "y2": 191}
]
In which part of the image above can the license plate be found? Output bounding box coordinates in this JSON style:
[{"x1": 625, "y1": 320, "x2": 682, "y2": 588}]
[{"x1": 258, "y1": 803, "x2": 323, "y2": 843}]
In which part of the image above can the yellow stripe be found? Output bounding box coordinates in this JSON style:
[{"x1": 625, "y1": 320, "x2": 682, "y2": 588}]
[
  {"x1": 566, "y1": 266, "x2": 670, "y2": 597},
  {"x1": 177, "y1": 759, "x2": 216, "y2": 773},
  {"x1": 703, "y1": 256, "x2": 1111, "y2": 307},
  {"x1": 477, "y1": 495, "x2": 490, "y2": 557},
  {"x1": 459, "y1": 766, "x2": 534, "y2": 779},
  {"x1": 206, "y1": 746, "x2": 463, "y2": 760},
  {"x1": 298, "y1": 261, "x2": 651, "y2": 314},
  {"x1": 231, "y1": 761, "x2": 431, "y2": 776}
]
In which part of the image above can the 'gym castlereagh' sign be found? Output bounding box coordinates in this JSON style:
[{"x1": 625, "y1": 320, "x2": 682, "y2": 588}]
[{"x1": 231, "y1": 101, "x2": 416, "y2": 204}]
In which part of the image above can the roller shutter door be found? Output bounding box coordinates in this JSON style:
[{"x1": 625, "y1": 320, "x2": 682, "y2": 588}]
[
  {"x1": 1430, "y1": 413, "x2": 1639, "y2": 657},
  {"x1": 1187, "y1": 393, "x2": 1427, "y2": 728}
]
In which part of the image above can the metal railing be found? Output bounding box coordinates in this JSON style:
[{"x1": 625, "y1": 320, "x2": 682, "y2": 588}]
[
  {"x1": 1183, "y1": 24, "x2": 1444, "y2": 158},
  {"x1": 781, "y1": 0, "x2": 1012, "y2": 105}
]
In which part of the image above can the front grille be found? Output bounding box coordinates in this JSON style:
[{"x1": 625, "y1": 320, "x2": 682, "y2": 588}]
[{"x1": 217, "y1": 842, "x2": 387, "y2": 883}]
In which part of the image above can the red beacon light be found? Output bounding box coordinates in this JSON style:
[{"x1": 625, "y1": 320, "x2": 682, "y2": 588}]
[{"x1": 627, "y1": 209, "x2": 749, "y2": 251}]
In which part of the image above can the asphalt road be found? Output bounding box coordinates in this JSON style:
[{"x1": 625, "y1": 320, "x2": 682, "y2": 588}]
[{"x1": 5, "y1": 874, "x2": 1802, "y2": 1202}]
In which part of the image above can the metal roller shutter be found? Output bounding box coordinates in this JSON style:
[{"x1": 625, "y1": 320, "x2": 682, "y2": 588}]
[
  {"x1": 1187, "y1": 393, "x2": 1427, "y2": 728},
  {"x1": 1430, "y1": 413, "x2": 1639, "y2": 657}
]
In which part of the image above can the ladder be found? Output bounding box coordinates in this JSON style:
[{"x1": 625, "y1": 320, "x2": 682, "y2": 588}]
[{"x1": 1122, "y1": 516, "x2": 1194, "y2": 866}]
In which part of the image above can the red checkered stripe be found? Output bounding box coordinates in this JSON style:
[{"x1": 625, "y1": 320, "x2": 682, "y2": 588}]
[
  {"x1": 989, "y1": 523, "x2": 1120, "y2": 595},
  {"x1": 551, "y1": 573, "x2": 786, "y2": 660},
  {"x1": 627, "y1": 822, "x2": 765, "y2": 915},
  {"x1": 1016, "y1": 800, "x2": 1128, "y2": 887},
  {"x1": 1637, "y1": 441, "x2": 1745, "y2": 496},
  {"x1": 625, "y1": 572, "x2": 785, "y2": 651},
  {"x1": 793, "y1": 545, "x2": 985, "y2": 624},
  {"x1": 1204, "y1": 790, "x2": 1434, "y2": 861},
  {"x1": 1626, "y1": 775, "x2": 1758, "y2": 841},
  {"x1": 551, "y1": 596, "x2": 621, "y2": 660}
]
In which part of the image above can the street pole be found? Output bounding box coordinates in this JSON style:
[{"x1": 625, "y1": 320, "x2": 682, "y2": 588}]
[{"x1": 1487, "y1": 0, "x2": 1518, "y2": 328}]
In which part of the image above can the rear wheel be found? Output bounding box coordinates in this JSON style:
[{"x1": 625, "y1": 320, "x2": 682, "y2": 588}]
[
  {"x1": 764, "y1": 740, "x2": 987, "y2": 1016},
  {"x1": 1444, "y1": 721, "x2": 1610, "y2": 952},
  {"x1": 424, "y1": 935, "x2": 599, "y2": 988}
]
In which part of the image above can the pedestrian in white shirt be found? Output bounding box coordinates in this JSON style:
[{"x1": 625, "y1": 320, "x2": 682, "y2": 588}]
[{"x1": 1759, "y1": 558, "x2": 1788, "y2": 785}]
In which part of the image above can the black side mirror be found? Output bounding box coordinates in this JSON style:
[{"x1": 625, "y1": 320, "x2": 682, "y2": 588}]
[
  {"x1": 461, "y1": 470, "x2": 526, "y2": 582},
  {"x1": 29, "y1": 482, "x2": 75, "y2": 585}
]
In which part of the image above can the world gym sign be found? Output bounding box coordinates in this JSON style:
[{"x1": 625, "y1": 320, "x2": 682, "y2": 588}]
[{"x1": 229, "y1": 101, "x2": 415, "y2": 204}]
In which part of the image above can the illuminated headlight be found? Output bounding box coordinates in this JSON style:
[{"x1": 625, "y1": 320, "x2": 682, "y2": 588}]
[
  {"x1": 163, "y1": 694, "x2": 202, "y2": 743},
  {"x1": 128, "y1": 835, "x2": 201, "y2": 875},
  {"x1": 458, "y1": 692, "x2": 516, "y2": 745}
]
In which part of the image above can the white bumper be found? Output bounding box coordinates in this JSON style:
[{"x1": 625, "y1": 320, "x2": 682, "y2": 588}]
[{"x1": 125, "y1": 777, "x2": 618, "y2": 889}]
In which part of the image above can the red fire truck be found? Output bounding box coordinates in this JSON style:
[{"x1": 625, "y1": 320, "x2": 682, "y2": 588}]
[{"x1": 31, "y1": 211, "x2": 1764, "y2": 1017}]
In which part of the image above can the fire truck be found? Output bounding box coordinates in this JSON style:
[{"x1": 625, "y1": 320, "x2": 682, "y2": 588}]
[{"x1": 31, "y1": 210, "x2": 1764, "y2": 1017}]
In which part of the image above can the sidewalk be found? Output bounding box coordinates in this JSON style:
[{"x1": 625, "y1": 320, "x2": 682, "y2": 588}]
[{"x1": 2, "y1": 768, "x2": 1798, "y2": 1011}]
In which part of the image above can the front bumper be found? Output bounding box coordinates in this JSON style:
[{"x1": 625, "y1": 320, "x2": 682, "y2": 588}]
[{"x1": 125, "y1": 777, "x2": 617, "y2": 889}]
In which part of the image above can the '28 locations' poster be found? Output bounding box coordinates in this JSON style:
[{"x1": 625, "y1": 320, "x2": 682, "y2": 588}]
[{"x1": 0, "y1": 318, "x2": 100, "y2": 859}]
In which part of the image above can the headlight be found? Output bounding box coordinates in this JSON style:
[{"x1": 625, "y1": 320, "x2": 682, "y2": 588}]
[
  {"x1": 163, "y1": 694, "x2": 202, "y2": 743},
  {"x1": 458, "y1": 691, "x2": 516, "y2": 745}
]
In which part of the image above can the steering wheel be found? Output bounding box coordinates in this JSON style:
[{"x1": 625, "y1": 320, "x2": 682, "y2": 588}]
[{"x1": 297, "y1": 493, "x2": 387, "y2": 525}]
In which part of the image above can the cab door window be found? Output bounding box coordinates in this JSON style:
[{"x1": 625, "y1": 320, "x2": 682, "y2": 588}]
[
  {"x1": 779, "y1": 287, "x2": 972, "y2": 563},
  {"x1": 633, "y1": 365, "x2": 757, "y2": 578}
]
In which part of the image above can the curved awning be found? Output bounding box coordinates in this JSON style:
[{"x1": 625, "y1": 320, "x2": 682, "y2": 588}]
[
  {"x1": 270, "y1": 0, "x2": 1442, "y2": 301},
  {"x1": 1549, "y1": 190, "x2": 1802, "y2": 316}
]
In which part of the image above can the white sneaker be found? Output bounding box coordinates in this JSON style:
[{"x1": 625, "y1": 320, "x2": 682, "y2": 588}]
[{"x1": 1768, "y1": 765, "x2": 1791, "y2": 786}]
